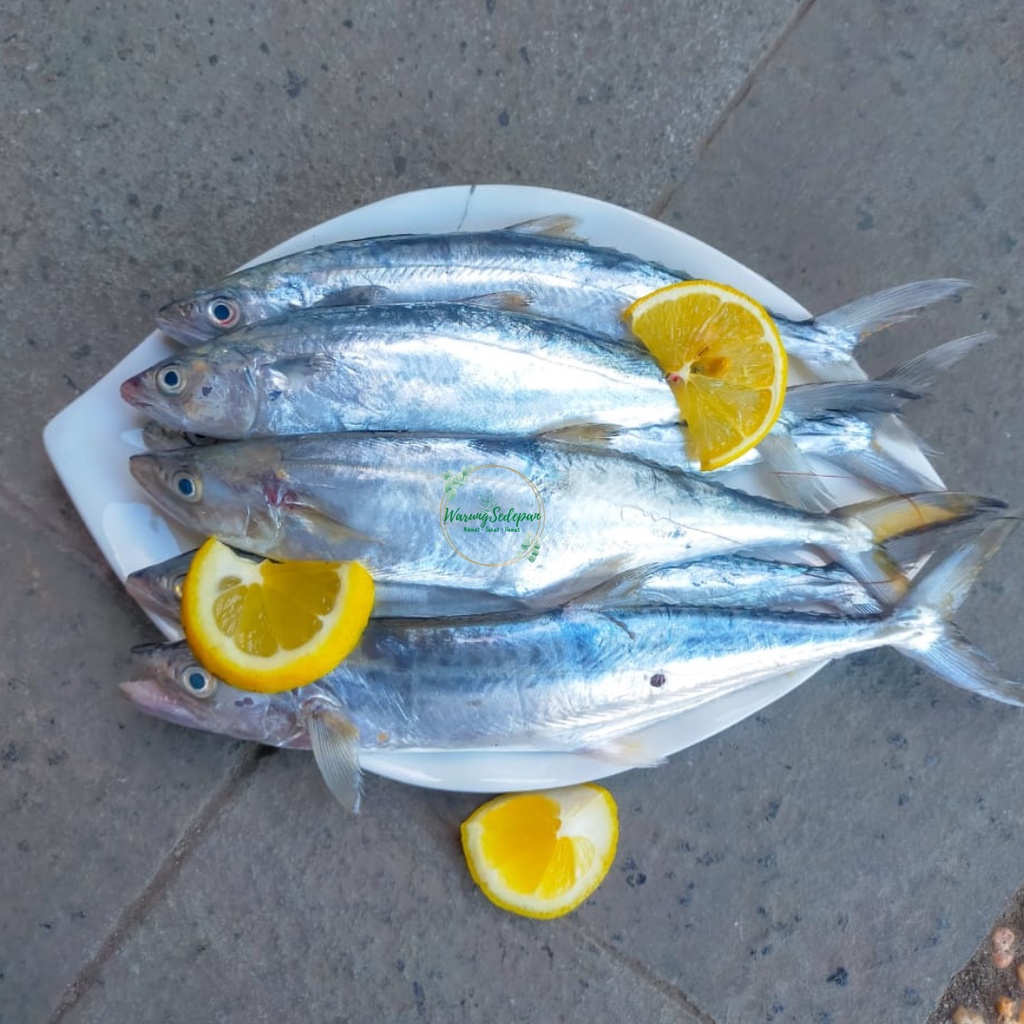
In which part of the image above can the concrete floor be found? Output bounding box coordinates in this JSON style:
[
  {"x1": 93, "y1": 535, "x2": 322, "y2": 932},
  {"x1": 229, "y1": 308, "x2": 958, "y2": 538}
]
[{"x1": 3, "y1": 0, "x2": 1024, "y2": 1021}]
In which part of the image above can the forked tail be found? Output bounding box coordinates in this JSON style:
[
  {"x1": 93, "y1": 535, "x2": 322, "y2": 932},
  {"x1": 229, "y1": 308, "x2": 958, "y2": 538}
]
[
  {"x1": 890, "y1": 517, "x2": 1024, "y2": 705},
  {"x1": 825, "y1": 491, "x2": 1012, "y2": 607}
]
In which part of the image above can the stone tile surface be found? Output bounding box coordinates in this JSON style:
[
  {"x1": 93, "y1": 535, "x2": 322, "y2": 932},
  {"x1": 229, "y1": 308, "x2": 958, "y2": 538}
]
[
  {"x1": 4, "y1": 0, "x2": 1024, "y2": 1022},
  {"x1": 655, "y1": 0, "x2": 1024, "y2": 1020},
  {"x1": 0, "y1": 528, "x2": 246, "y2": 1022},
  {"x1": 62, "y1": 755, "x2": 706, "y2": 1024}
]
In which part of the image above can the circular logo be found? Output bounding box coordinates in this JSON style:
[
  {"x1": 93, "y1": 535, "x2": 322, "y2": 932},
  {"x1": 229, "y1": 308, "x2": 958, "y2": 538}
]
[{"x1": 439, "y1": 464, "x2": 545, "y2": 567}]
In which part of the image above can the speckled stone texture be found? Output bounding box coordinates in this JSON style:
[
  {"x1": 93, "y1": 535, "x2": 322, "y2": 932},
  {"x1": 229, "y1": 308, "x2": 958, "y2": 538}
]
[{"x1": 3, "y1": 0, "x2": 1024, "y2": 1021}]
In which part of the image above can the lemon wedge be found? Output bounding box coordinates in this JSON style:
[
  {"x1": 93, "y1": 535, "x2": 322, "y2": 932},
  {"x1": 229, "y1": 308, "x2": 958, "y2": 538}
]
[
  {"x1": 461, "y1": 784, "x2": 619, "y2": 919},
  {"x1": 181, "y1": 537, "x2": 374, "y2": 693},
  {"x1": 624, "y1": 280, "x2": 788, "y2": 470}
]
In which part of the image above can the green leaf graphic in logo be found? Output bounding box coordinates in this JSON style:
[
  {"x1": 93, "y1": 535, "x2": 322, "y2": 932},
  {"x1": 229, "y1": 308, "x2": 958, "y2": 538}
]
[
  {"x1": 478, "y1": 489, "x2": 497, "y2": 514},
  {"x1": 441, "y1": 466, "x2": 474, "y2": 500},
  {"x1": 520, "y1": 537, "x2": 541, "y2": 563}
]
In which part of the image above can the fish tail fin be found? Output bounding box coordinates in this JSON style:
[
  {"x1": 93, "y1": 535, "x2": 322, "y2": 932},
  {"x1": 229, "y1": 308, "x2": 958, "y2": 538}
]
[
  {"x1": 877, "y1": 332, "x2": 997, "y2": 391},
  {"x1": 827, "y1": 492, "x2": 1011, "y2": 606},
  {"x1": 782, "y1": 380, "x2": 920, "y2": 421},
  {"x1": 817, "y1": 279, "x2": 973, "y2": 350},
  {"x1": 890, "y1": 517, "x2": 1024, "y2": 705}
]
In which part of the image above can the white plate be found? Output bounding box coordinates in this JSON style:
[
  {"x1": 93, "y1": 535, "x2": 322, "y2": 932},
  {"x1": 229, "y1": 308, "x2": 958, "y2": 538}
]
[{"x1": 42, "y1": 184, "x2": 932, "y2": 793}]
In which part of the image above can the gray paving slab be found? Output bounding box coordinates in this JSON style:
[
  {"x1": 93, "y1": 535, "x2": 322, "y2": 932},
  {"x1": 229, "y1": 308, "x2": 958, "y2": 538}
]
[
  {"x1": 60, "y1": 754, "x2": 708, "y2": 1024},
  {"x1": 6, "y1": 0, "x2": 1022, "y2": 1021},
  {"x1": 0, "y1": 526, "x2": 251, "y2": 1022},
  {"x1": 655, "y1": 0, "x2": 1024, "y2": 1020}
]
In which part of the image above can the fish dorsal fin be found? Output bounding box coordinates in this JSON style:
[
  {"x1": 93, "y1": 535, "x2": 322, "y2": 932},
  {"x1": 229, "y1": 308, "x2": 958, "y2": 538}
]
[
  {"x1": 503, "y1": 214, "x2": 586, "y2": 241},
  {"x1": 307, "y1": 707, "x2": 363, "y2": 813},
  {"x1": 756, "y1": 433, "x2": 835, "y2": 514}
]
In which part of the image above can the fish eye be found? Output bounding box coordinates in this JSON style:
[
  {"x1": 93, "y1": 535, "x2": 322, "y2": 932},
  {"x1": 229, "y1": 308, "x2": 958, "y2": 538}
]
[
  {"x1": 206, "y1": 296, "x2": 241, "y2": 330},
  {"x1": 171, "y1": 573, "x2": 187, "y2": 599},
  {"x1": 156, "y1": 363, "x2": 187, "y2": 395},
  {"x1": 171, "y1": 470, "x2": 202, "y2": 503},
  {"x1": 178, "y1": 665, "x2": 217, "y2": 698}
]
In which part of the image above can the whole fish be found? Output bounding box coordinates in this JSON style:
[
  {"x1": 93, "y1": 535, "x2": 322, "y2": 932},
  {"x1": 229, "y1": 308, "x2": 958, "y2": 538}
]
[
  {"x1": 121, "y1": 518, "x2": 1022, "y2": 811},
  {"x1": 155, "y1": 222, "x2": 969, "y2": 379},
  {"x1": 125, "y1": 547, "x2": 882, "y2": 626},
  {"x1": 127, "y1": 432, "x2": 1006, "y2": 609},
  {"x1": 123, "y1": 302, "x2": 678, "y2": 440}
]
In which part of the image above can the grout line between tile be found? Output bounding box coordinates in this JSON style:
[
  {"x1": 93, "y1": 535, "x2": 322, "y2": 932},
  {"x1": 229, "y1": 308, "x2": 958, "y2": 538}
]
[
  {"x1": 568, "y1": 922, "x2": 722, "y2": 1024},
  {"x1": 646, "y1": 0, "x2": 822, "y2": 223},
  {"x1": 44, "y1": 745, "x2": 273, "y2": 1023}
]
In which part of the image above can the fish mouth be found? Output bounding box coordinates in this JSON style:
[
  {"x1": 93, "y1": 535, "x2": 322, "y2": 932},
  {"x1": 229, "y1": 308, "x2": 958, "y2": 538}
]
[
  {"x1": 155, "y1": 300, "x2": 209, "y2": 346},
  {"x1": 119, "y1": 678, "x2": 205, "y2": 730},
  {"x1": 124, "y1": 574, "x2": 177, "y2": 620},
  {"x1": 119, "y1": 373, "x2": 155, "y2": 411}
]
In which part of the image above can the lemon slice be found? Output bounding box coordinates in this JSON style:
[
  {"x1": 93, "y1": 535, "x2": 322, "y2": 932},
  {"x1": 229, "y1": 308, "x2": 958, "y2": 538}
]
[
  {"x1": 461, "y1": 784, "x2": 619, "y2": 919},
  {"x1": 624, "y1": 280, "x2": 788, "y2": 471},
  {"x1": 181, "y1": 537, "x2": 374, "y2": 693}
]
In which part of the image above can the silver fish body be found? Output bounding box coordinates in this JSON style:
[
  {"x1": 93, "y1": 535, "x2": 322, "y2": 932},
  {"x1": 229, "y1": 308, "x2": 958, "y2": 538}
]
[
  {"x1": 121, "y1": 518, "x2": 1023, "y2": 811},
  {"x1": 127, "y1": 432, "x2": 1005, "y2": 609},
  {"x1": 124, "y1": 302, "x2": 678, "y2": 440},
  {"x1": 125, "y1": 547, "x2": 881, "y2": 625},
  {"x1": 155, "y1": 227, "x2": 969, "y2": 379},
  {"x1": 155, "y1": 229, "x2": 694, "y2": 345}
]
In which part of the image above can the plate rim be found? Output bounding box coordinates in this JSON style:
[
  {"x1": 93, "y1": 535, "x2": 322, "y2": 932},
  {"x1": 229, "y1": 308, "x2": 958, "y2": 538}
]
[{"x1": 42, "y1": 183, "x2": 886, "y2": 793}]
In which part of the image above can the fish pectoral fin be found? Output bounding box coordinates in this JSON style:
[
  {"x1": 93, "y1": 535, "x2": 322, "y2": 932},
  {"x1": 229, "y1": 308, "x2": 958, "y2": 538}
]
[
  {"x1": 265, "y1": 354, "x2": 337, "y2": 387},
  {"x1": 586, "y1": 735, "x2": 667, "y2": 769},
  {"x1": 307, "y1": 708, "x2": 363, "y2": 813},
  {"x1": 286, "y1": 501, "x2": 379, "y2": 547},
  {"x1": 503, "y1": 213, "x2": 586, "y2": 241},
  {"x1": 313, "y1": 285, "x2": 393, "y2": 307},
  {"x1": 565, "y1": 564, "x2": 664, "y2": 609},
  {"x1": 460, "y1": 290, "x2": 536, "y2": 312},
  {"x1": 540, "y1": 422, "x2": 621, "y2": 446}
]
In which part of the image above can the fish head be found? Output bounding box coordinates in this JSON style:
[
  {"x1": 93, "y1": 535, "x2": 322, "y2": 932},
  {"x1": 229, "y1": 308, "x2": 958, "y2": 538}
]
[
  {"x1": 122, "y1": 642, "x2": 307, "y2": 746},
  {"x1": 156, "y1": 287, "x2": 247, "y2": 345},
  {"x1": 156, "y1": 281, "x2": 291, "y2": 345},
  {"x1": 120, "y1": 347, "x2": 260, "y2": 438},
  {"x1": 125, "y1": 551, "x2": 195, "y2": 619},
  {"x1": 128, "y1": 444, "x2": 289, "y2": 548}
]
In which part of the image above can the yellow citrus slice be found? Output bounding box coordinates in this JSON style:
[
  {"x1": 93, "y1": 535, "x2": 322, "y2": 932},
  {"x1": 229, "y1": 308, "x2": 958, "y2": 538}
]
[
  {"x1": 624, "y1": 280, "x2": 788, "y2": 471},
  {"x1": 461, "y1": 783, "x2": 619, "y2": 919},
  {"x1": 181, "y1": 537, "x2": 374, "y2": 693}
]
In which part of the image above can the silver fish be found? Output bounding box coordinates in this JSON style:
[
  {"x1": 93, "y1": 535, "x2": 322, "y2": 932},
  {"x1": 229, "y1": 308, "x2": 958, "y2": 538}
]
[
  {"x1": 125, "y1": 547, "x2": 538, "y2": 624},
  {"x1": 125, "y1": 547, "x2": 882, "y2": 625},
  {"x1": 155, "y1": 222, "x2": 969, "y2": 378},
  {"x1": 127, "y1": 432, "x2": 1007, "y2": 609},
  {"x1": 123, "y1": 302, "x2": 678, "y2": 440},
  {"x1": 121, "y1": 518, "x2": 1022, "y2": 811}
]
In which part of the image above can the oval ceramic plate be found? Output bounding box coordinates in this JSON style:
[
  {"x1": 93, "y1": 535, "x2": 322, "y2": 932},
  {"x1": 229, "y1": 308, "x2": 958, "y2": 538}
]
[{"x1": 42, "y1": 184, "x2": 938, "y2": 793}]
